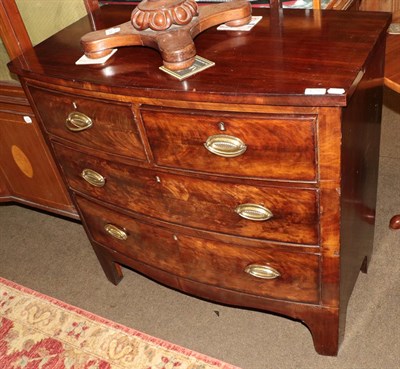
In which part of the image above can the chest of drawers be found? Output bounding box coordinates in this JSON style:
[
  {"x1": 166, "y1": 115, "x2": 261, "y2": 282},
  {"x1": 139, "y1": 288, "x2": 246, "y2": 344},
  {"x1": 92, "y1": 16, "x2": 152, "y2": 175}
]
[{"x1": 9, "y1": 5, "x2": 391, "y2": 356}]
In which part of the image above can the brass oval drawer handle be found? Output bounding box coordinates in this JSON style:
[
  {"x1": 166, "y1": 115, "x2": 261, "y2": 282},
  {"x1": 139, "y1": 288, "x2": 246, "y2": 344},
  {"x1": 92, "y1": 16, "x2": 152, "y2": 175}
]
[
  {"x1": 65, "y1": 111, "x2": 93, "y2": 132},
  {"x1": 104, "y1": 224, "x2": 128, "y2": 240},
  {"x1": 245, "y1": 264, "x2": 281, "y2": 280},
  {"x1": 204, "y1": 134, "x2": 247, "y2": 157},
  {"x1": 235, "y1": 204, "x2": 273, "y2": 221},
  {"x1": 81, "y1": 169, "x2": 106, "y2": 187}
]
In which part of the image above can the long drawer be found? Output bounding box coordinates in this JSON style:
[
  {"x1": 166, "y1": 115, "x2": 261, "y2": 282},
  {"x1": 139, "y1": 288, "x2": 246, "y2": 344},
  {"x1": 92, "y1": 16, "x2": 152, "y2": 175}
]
[
  {"x1": 28, "y1": 85, "x2": 146, "y2": 160},
  {"x1": 76, "y1": 195, "x2": 320, "y2": 304},
  {"x1": 141, "y1": 107, "x2": 317, "y2": 181},
  {"x1": 54, "y1": 143, "x2": 319, "y2": 245}
]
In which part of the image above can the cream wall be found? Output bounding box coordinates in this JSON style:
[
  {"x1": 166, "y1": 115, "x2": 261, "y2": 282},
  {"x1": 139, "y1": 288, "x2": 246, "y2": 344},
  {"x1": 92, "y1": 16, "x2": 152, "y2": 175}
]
[
  {"x1": 0, "y1": 41, "x2": 15, "y2": 81},
  {"x1": 0, "y1": 0, "x2": 88, "y2": 82},
  {"x1": 15, "y1": 0, "x2": 88, "y2": 46}
]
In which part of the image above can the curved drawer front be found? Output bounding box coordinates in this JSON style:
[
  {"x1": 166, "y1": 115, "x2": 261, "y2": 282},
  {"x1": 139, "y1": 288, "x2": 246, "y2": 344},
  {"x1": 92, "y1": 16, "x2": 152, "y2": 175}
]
[
  {"x1": 76, "y1": 195, "x2": 320, "y2": 304},
  {"x1": 141, "y1": 107, "x2": 317, "y2": 181},
  {"x1": 28, "y1": 85, "x2": 146, "y2": 160},
  {"x1": 54, "y1": 143, "x2": 319, "y2": 245}
]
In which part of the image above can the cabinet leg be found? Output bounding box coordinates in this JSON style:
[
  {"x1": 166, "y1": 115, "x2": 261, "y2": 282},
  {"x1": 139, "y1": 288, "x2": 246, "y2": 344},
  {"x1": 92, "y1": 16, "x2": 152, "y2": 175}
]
[
  {"x1": 360, "y1": 255, "x2": 369, "y2": 274},
  {"x1": 301, "y1": 308, "x2": 340, "y2": 356},
  {"x1": 92, "y1": 245, "x2": 124, "y2": 285}
]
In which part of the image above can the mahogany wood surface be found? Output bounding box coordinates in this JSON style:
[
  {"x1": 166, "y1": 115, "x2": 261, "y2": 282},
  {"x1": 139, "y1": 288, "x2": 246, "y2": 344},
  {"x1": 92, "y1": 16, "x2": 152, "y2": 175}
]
[
  {"x1": 76, "y1": 194, "x2": 320, "y2": 303},
  {"x1": 9, "y1": 6, "x2": 390, "y2": 106},
  {"x1": 8, "y1": 5, "x2": 390, "y2": 356},
  {"x1": 53, "y1": 142, "x2": 319, "y2": 245},
  {"x1": 141, "y1": 107, "x2": 317, "y2": 181},
  {"x1": 29, "y1": 85, "x2": 146, "y2": 160},
  {"x1": 0, "y1": 156, "x2": 10, "y2": 198},
  {"x1": 338, "y1": 38, "x2": 384, "y2": 326}
]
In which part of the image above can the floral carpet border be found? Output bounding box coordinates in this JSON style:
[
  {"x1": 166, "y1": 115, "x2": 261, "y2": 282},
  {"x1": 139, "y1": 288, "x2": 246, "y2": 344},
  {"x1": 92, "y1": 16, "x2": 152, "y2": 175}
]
[{"x1": 0, "y1": 276, "x2": 241, "y2": 369}]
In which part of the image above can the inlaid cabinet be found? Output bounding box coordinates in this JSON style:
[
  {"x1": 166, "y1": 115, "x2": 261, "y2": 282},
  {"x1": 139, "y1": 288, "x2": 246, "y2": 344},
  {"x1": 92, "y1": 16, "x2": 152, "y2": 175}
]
[{"x1": 0, "y1": 0, "x2": 83, "y2": 217}]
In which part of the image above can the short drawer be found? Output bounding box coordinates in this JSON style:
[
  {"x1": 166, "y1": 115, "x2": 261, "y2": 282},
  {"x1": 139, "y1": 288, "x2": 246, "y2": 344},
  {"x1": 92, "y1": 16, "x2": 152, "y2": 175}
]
[
  {"x1": 141, "y1": 107, "x2": 317, "y2": 181},
  {"x1": 28, "y1": 85, "x2": 146, "y2": 160},
  {"x1": 76, "y1": 195, "x2": 320, "y2": 304},
  {"x1": 54, "y1": 143, "x2": 319, "y2": 245}
]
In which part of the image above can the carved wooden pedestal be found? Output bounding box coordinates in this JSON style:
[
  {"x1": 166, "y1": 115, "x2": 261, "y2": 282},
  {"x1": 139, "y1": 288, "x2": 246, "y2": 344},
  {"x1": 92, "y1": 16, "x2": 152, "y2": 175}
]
[{"x1": 81, "y1": 0, "x2": 252, "y2": 70}]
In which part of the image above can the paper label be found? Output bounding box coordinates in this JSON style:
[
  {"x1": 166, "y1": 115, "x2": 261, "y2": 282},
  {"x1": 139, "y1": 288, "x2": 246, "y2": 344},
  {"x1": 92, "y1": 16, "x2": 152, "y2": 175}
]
[
  {"x1": 217, "y1": 16, "x2": 262, "y2": 32},
  {"x1": 388, "y1": 23, "x2": 400, "y2": 35},
  {"x1": 304, "y1": 88, "x2": 327, "y2": 95},
  {"x1": 160, "y1": 55, "x2": 215, "y2": 81},
  {"x1": 105, "y1": 27, "x2": 121, "y2": 36},
  {"x1": 75, "y1": 49, "x2": 117, "y2": 65},
  {"x1": 327, "y1": 88, "x2": 345, "y2": 95},
  {"x1": 23, "y1": 116, "x2": 32, "y2": 124}
]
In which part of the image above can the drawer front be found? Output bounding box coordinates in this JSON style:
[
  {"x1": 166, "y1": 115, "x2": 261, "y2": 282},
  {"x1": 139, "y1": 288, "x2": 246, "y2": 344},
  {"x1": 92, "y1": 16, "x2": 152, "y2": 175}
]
[
  {"x1": 54, "y1": 143, "x2": 319, "y2": 245},
  {"x1": 28, "y1": 85, "x2": 146, "y2": 160},
  {"x1": 76, "y1": 195, "x2": 320, "y2": 304},
  {"x1": 142, "y1": 108, "x2": 317, "y2": 181}
]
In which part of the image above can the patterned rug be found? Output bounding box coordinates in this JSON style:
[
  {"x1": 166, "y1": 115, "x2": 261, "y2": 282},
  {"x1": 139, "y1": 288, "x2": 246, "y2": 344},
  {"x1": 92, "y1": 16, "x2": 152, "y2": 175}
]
[{"x1": 0, "y1": 277, "x2": 240, "y2": 369}]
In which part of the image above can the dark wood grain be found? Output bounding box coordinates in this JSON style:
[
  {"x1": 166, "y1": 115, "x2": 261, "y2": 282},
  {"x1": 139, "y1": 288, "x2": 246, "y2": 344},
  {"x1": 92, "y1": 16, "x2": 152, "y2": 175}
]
[
  {"x1": 9, "y1": 5, "x2": 391, "y2": 357},
  {"x1": 76, "y1": 194, "x2": 320, "y2": 303},
  {"x1": 339, "y1": 34, "x2": 384, "y2": 300},
  {"x1": 8, "y1": 6, "x2": 391, "y2": 106},
  {"x1": 53, "y1": 142, "x2": 319, "y2": 245},
  {"x1": 28, "y1": 85, "x2": 146, "y2": 161},
  {"x1": 142, "y1": 107, "x2": 317, "y2": 181}
]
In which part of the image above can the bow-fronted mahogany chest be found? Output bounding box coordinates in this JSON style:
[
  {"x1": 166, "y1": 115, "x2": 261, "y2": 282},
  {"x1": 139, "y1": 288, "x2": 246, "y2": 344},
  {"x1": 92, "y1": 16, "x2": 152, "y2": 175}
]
[{"x1": 9, "y1": 5, "x2": 391, "y2": 356}]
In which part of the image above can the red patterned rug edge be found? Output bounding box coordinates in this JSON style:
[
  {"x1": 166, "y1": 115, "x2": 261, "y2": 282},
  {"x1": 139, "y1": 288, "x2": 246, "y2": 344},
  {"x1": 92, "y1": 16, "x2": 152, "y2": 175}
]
[{"x1": 0, "y1": 276, "x2": 242, "y2": 369}]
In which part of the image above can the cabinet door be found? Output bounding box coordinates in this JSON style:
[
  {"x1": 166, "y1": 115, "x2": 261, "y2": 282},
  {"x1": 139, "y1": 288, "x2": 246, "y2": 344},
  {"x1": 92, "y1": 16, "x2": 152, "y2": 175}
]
[
  {"x1": 0, "y1": 1, "x2": 77, "y2": 217},
  {"x1": 0, "y1": 163, "x2": 10, "y2": 197},
  {"x1": 0, "y1": 84, "x2": 76, "y2": 216}
]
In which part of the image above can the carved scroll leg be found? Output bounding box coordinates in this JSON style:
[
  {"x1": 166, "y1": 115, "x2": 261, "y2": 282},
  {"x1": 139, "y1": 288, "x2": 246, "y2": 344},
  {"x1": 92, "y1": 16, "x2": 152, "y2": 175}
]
[
  {"x1": 92, "y1": 244, "x2": 124, "y2": 285},
  {"x1": 301, "y1": 307, "x2": 340, "y2": 356},
  {"x1": 80, "y1": 21, "x2": 143, "y2": 59}
]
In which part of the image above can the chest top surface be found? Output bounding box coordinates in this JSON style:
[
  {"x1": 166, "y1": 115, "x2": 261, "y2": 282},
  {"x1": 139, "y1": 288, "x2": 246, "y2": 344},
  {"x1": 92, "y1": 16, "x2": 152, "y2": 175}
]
[{"x1": 9, "y1": 5, "x2": 390, "y2": 106}]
